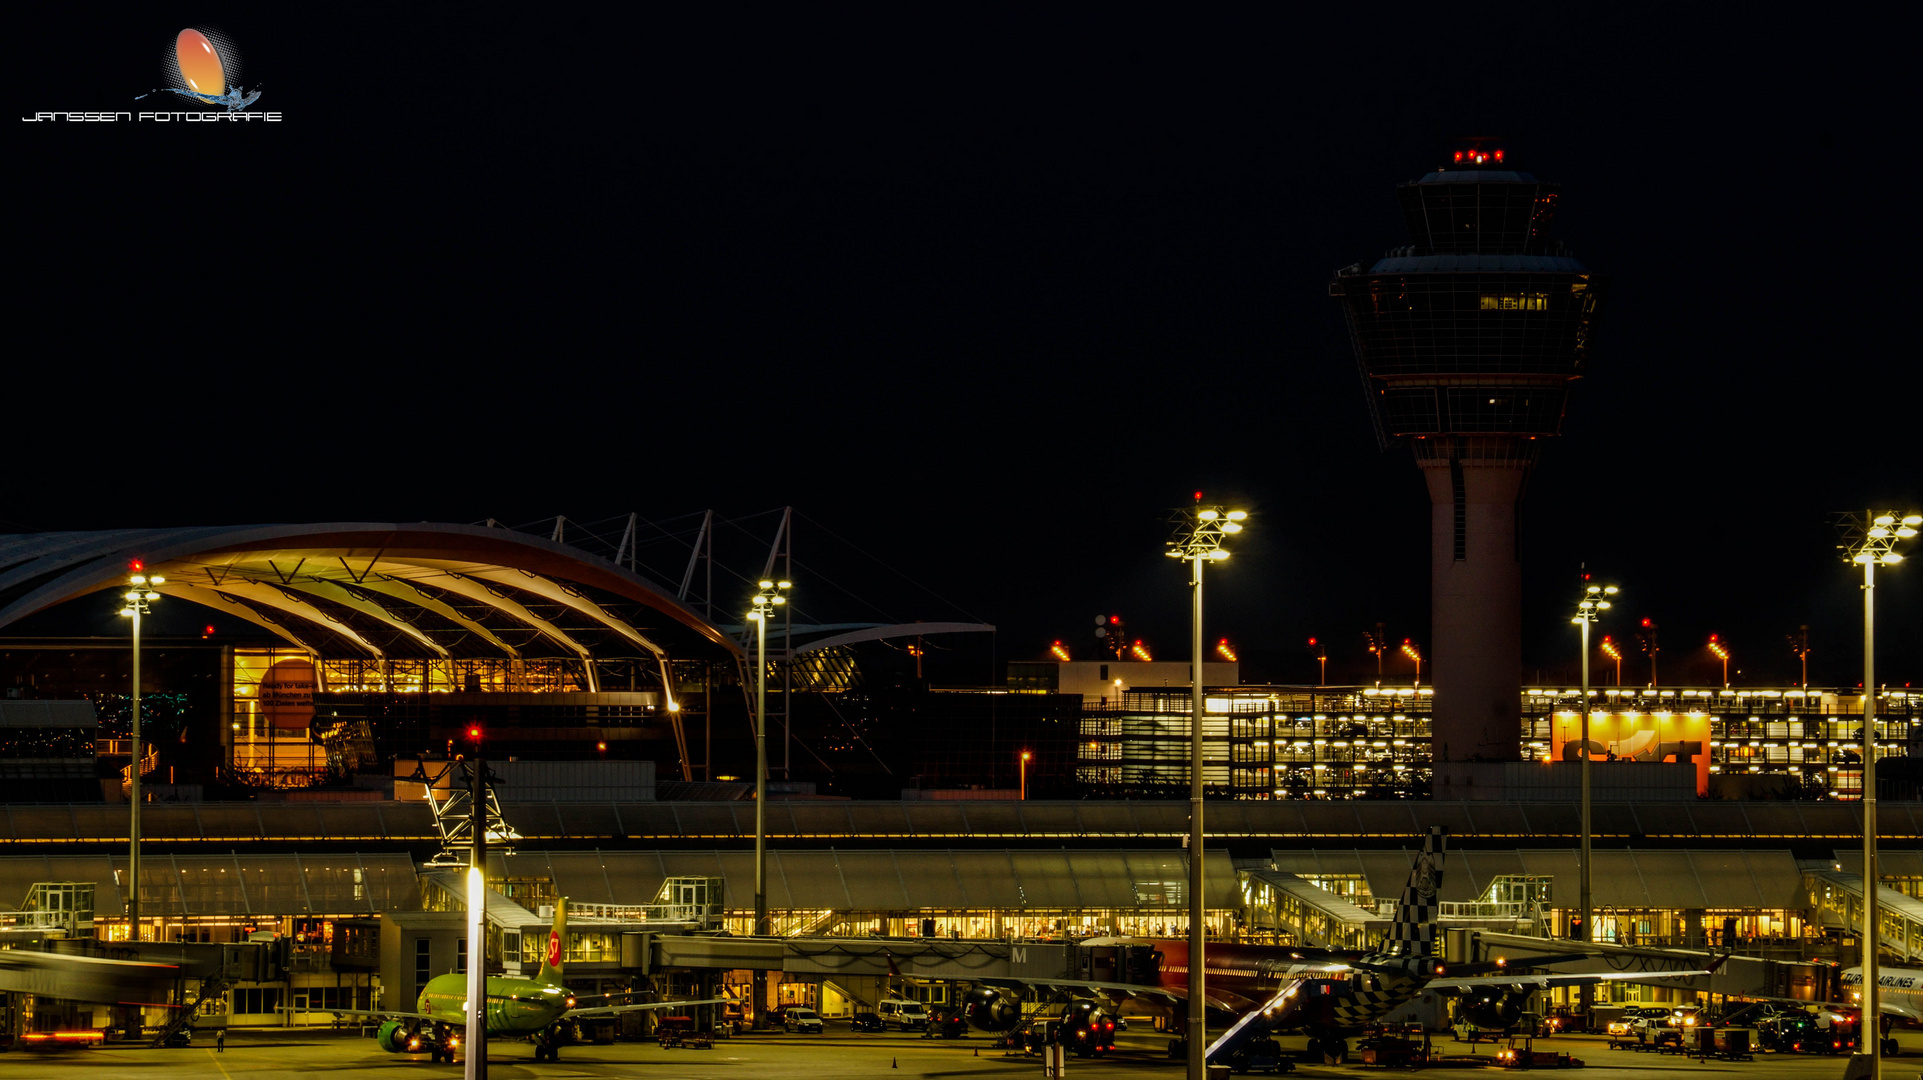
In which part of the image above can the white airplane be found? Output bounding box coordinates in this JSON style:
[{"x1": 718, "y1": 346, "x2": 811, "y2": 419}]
[{"x1": 1841, "y1": 964, "x2": 1923, "y2": 1056}]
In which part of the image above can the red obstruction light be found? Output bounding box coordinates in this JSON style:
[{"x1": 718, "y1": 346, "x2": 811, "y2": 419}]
[
  {"x1": 465, "y1": 724, "x2": 482, "y2": 742},
  {"x1": 1642, "y1": 617, "x2": 1653, "y2": 628},
  {"x1": 129, "y1": 559, "x2": 145, "y2": 572}
]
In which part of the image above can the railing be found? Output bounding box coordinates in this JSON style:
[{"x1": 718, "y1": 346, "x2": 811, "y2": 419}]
[
  {"x1": 0, "y1": 909, "x2": 89, "y2": 933},
  {"x1": 563, "y1": 900, "x2": 721, "y2": 926}
]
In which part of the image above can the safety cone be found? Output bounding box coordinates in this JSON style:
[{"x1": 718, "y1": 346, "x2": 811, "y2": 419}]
[{"x1": 891, "y1": 1057, "x2": 898, "y2": 1068}]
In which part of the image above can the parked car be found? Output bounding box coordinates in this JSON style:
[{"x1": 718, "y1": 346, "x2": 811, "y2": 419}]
[
  {"x1": 850, "y1": 1011, "x2": 886, "y2": 1033},
  {"x1": 878, "y1": 999, "x2": 930, "y2": 1031},
  {"x1": 783, "y1": 1008, "x2": 824, "y2": 1034}
]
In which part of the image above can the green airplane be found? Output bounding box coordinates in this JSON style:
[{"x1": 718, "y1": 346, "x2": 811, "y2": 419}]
[{"x1": 344, "y1": 897, "x2": 721, "y2": 1063}]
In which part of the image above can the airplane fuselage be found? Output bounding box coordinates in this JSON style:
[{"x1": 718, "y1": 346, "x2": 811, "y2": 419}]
[
  {"x1": 1841, "y1": 966, "x2": 1923, "y2": 1024},
  {"x1": 1141, "y1": 938, "x2": 1427, "y2": 1030},
  {"x1": 416, "y1": 973, "x2": 572, "y2": 1037}
]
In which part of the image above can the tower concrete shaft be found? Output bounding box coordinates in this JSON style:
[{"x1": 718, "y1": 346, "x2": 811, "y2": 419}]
[{"x1": 1332, "y1": 143, "x2": 1603, "y2": 782}]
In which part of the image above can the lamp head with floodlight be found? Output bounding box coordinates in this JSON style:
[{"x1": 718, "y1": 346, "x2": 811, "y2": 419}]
[
  {"x1": 1167, "y1": 501, "x2": 1249, "y2": 562},
  {"x1": 119, "y1": 566, "x2": 163, "y2": 618},
  {"x1": 1838, "y1": 510, "x2": 1921, "y2": 567},
  {"x1": 748, "y1": 580, "x2": 794, "y2": 629},
  {"x1": 1572, "y1": 580, "x2": 1620, "y2": 625}
]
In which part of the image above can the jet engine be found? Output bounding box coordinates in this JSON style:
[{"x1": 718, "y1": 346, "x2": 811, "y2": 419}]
[
  {"x1": 376, "y1": 1020, "x2": 409, "y2": 1053},
  {"x1": 962, "y1": 987, "x2": 1023, "y2": 1032},
  {"x1": 1457, "y1": 987, "x2": 1531, "y2": 1031}
]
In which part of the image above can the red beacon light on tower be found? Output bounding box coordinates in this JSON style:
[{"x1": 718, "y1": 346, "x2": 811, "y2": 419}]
[{"x1": 1451, "y1": 147, "x2": 1505, "y2": 166}]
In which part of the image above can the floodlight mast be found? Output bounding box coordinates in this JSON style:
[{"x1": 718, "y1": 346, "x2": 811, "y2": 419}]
[
  {"x1": 1165, "y1": 500, "x2": 1245, "y2": 1080},
  {"x1": 1571, "y1": 578, "x2": 1616, "y2": 1020},
  {"x1": 749, "y1": 579, "x2": 790, "y2": 1028},
  {"x1": 1838, "y1": 509, "x2": 1918, "y2": 1072},
  {"x1": 118, "y1": 566, "x2": 162, "y2": 949}
]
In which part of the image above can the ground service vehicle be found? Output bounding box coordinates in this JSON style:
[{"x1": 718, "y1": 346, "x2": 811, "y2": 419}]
[
  {"x1": 877, "y1": 999, "x2": 929, "y2": 1031},
  {"x1": 1228, "y1": 1035, "x2": 1293, "y2": 1073},
  {"x1": 1026, "y1": 1000, "x2": 1116, "y2": 1058},
  {"x1": 850, "y1": 1011, "x2": 885, "y2": 1032},
  {"x1": 784, "y1": 1008, "x2": 823, "y2": 1034},
  {"x1": 657, "y1": 1016, "x2": 713, "y2": 1049},
  {"x1": 919, "y1": 1008, "x2": 967, "y2": 1038}
]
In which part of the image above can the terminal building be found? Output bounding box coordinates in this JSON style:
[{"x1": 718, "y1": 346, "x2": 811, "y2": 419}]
[
  {"x1": 3, "y1": 799, "x2": 1922, "y2": 1034},
  {"x1": 2, "y1": 522, "x2": 1920, "y2": 1041}
]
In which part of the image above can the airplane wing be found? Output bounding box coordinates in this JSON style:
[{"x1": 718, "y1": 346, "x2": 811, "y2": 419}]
[
  {"x1": 999, "y1": 976, "x2": 1278, "y2": 1013},
  {"x1": 565, "y1": 997, "x2": 729, "y2": 1019},
  {"x1": 327, "y1": 1007, "x2": 441, "y2": 1024},
  {"x1": 1743, "y1": 994, "x2": 1922, "y2": 1024},
  {"x1": 1436, "y1": 969, "x2": 1711, "y2": 992}
]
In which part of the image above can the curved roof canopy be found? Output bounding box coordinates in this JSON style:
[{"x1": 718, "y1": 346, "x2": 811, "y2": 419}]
[{"x1": 0, "y1": 524, "x2": 743, "y2": 665}]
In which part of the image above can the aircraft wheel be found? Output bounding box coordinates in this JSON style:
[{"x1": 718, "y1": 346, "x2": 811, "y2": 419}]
[{"x1": 1882, "y1": 1037, "x2": 1899, "y2": 1057}]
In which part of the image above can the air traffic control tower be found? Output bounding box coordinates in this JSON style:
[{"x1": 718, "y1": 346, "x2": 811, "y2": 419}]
[{"x1": 1331, "y1": 143, "x2": 1604, "y2": 792}]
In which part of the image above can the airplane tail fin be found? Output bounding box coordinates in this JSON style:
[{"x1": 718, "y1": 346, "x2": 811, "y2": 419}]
[
  {"x1": 535, "y1": 896, "x2": 568, "y2": 986},
  {"x1": 1375, "y1": 826, "x2": 1447, "y2": 964}
]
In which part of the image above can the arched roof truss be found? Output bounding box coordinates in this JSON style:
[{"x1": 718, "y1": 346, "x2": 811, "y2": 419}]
[{"x1": 0, "y1": 524, "x2": 744, "y2": 671}]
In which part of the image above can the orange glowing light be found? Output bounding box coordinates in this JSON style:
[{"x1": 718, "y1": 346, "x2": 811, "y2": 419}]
[
  {"x1": 1215, "y1": 638, "x2": 1237, "y2": 662},
  {"x1": 1129, "y1": 641, "x2": 1152, "y2": 662},
  {"x1": 175, "y1": 29, "x2": 226, "y2": 98},
  {"x1": 1050, "y1": 641, "x2": 1070, "y2": 662}
]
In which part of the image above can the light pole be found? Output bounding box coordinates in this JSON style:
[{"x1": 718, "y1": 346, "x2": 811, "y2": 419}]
[
  {"x1": 1165, "y1": 499, "x2": 1245, "y2": 1080},
  {"x1": 1839, "y1": 509, "x2": 1918, "y2": 1071},
  {"x1": 1571, "y1": 579, "x2": 1617, "y2": 1021},
  {"x1": 1600, "y1": 636, "x2": 1622, "y2": 686},
  {"x1": 1789, "y1": 625, "x2": 1811, "y2": 689},
  {"x1": 1400, "y1": 639, "x2": 1422, "y2": 687},
  {"x1": 1306, "y1": 638, "x2": 1326, "y2": 687},
  {"x1": 1708, "y1": 635, "x2": 1729, "y2": 687},
  {"x1": 748, "y1": 578, "x2": 790, "y2": 1028},
  {"x1": 1019, "y1": 751, "x2": 1031, "y2": 800},
  {"x1": 118, "y1": 563, "x2": 163, "y2": 945}
]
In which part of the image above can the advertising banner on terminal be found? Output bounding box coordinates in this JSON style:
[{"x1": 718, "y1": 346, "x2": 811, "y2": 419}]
[
  {"x1": 1551, "y1": 712, "x2": 1710, "y2": 796},
  {"x1": 260, "y1": 658, "x2": 316, "y2": 731}
]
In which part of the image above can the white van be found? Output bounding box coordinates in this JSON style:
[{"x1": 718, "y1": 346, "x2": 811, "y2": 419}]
[{"x1": 877, "y1": 999, "x2": 929, "y2": 1031}]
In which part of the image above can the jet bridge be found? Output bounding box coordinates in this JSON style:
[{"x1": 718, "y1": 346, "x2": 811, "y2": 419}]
[{"x1": 1807, "y1": 870, "x2": 1923, "y2": 963}]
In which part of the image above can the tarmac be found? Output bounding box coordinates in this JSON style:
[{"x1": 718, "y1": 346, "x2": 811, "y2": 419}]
[{"x1": 7, "y1": 1027, "x2": 1920, "y2": 1079}]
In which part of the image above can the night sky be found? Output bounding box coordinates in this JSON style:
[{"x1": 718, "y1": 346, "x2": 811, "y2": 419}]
[{"x1": 15, "y1": 7, "x2": 1918, "y2": 690}]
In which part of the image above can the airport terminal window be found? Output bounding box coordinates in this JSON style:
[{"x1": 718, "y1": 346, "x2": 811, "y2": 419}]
[
  {"x1": 234, "y1": 988, "x2": 282, "y2": 1014},
  {"x1": 415, "y1": 938, "x2": 431, "y2": 987},
  {"x1": 1479, "y1": 293, "x2": 1549, "y2": 311},
  {"x1": 564, "y1": 932, "x2": 616, "y2": 963}
]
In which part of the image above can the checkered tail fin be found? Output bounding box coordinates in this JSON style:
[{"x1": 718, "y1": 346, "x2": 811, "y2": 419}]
[{"x1": 1381, "y1": 826, "x2": 1447, "y2": 961}]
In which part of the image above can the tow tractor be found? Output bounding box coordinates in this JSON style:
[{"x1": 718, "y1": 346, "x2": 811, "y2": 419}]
[{"x1": 655, "y1": 1015, "x2": 713, "y2": 1050}]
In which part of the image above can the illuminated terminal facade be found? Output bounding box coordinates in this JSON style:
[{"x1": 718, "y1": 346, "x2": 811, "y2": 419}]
[
  {"x1": 3, "y1": 801, "x2": 1922, "y2": 1029},
  {"x1": 1067, "y1": 680, "x2": 1919, "y2": 801}
]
